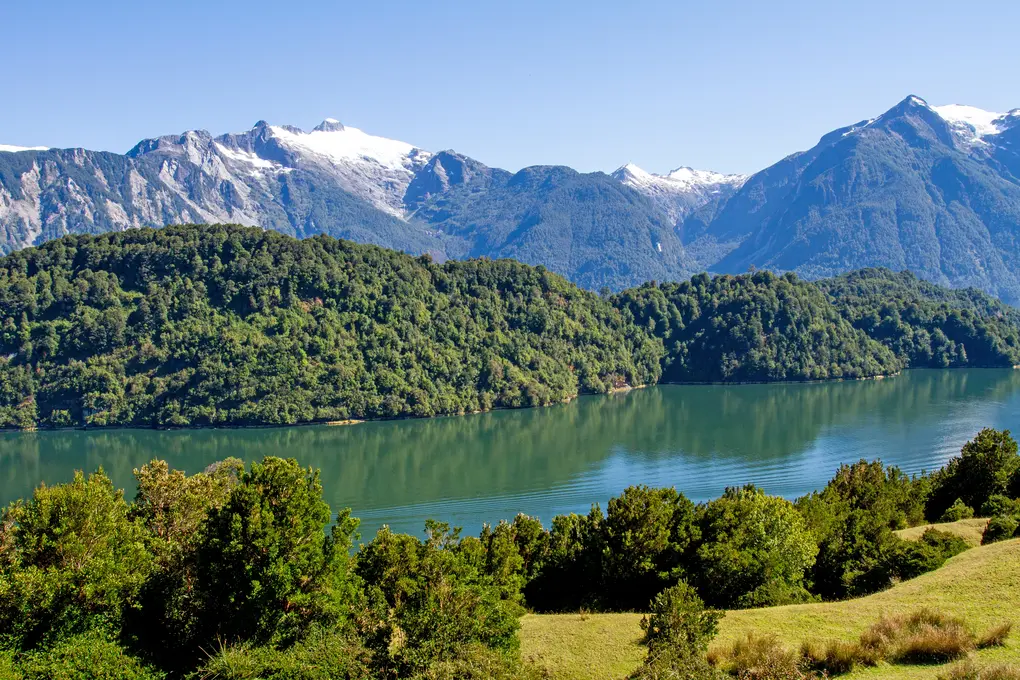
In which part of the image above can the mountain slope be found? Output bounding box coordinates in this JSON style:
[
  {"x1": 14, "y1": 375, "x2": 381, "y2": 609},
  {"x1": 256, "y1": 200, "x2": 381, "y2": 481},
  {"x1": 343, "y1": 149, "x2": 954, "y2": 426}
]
[
  {"x1": 0, "y1": 121, "x2": 707, "y2": 291},
  {"x1": 407, "y1": 153, "x2": 694, "y2": 290},
  {"x1": 0, "y1": 122, "x2": 445, "y2": 257},
  {"x1": 687, "y1": 96, "x2": 1020, "y2": 302}
]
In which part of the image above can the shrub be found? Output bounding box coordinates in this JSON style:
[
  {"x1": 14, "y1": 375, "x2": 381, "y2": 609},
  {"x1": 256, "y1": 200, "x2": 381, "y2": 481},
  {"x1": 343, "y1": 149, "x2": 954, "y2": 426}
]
[
  {"x1": 17, "y1": 632, "x2": 164, "y2": 680},
  {"x1": 977, "y1": 622, "x2": 1013, "y2": 649},
  {"x1": 981, "y1": 495, "x2": 1020, "y2": 518},
  {"x1": 982, "y1": 516, "x2": 1020, "y2": 545},
  {"x1": 695, "y1": 486, "x2": 817, "y2": 608},
  {"x1": 356, "y1": 521, "x2": 524, "y2": 676},
  {"x1": 0, "y1": 470, "x2": 153, "y2": 649},
  {"x1": 919, "y1": 528, "x2": 971, "y2": 558},
  {"x1": 798, "y1": 460, "x2": 926, "y2": 600},
  {"x1": 892, "y1": 528, "x2": 970, "y2": 580},
  {"x1": 189, "y1": 457, "x2": 361, "y2": 648},
  {"x1": 600, "y1": 486, "x2": 698, "y2": 611},
  {"x1": 940, "y1": 499, "x2": 976, "y2": 522},
  {"x1": 641, "y1": 581, "x2": 722, "y2": 652},
  {"x1": 0, "y1": 652, "x2": 19, "y2": 680}
]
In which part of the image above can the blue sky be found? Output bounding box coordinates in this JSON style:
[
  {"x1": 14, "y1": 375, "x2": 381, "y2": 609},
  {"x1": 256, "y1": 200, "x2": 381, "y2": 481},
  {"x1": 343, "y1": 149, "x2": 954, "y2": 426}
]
[{"x1": 2, "y1": 0, "x2": 1018, "y2": 175}]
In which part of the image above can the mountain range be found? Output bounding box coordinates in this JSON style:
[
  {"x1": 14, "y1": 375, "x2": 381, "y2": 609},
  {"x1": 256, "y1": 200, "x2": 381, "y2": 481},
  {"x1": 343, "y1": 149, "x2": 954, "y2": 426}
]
[{"x1": 2, "y1": 95, "x2": 1019, "y2": 299}]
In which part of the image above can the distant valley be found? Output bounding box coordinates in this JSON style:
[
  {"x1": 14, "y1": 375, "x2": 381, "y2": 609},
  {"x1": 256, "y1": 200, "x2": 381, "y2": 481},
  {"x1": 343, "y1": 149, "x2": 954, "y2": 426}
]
[{"x1": 2, "y1": 95, "x2": 1019, "y2": 299}]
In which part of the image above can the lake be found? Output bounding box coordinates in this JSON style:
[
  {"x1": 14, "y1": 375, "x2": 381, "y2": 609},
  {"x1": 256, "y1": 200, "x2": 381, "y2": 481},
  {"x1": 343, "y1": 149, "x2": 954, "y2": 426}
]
[{"x1": 2, "y1": 368, "x2": 1020, "y2": 541}]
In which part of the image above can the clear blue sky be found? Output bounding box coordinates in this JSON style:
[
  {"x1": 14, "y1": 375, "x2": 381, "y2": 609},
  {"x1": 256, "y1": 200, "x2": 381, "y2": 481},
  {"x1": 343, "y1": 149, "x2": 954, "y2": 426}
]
[{"x1": 2, "y1": 0, "x2": 1018, "y2": 175}]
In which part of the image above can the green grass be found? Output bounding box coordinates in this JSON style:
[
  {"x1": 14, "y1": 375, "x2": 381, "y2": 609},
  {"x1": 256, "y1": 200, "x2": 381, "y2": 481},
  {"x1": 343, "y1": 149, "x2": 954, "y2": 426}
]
[
  {"x1": 894, "y1": 518, "x2": 989, "y2": 547},
  {"x1": 520, "y1": 538, "x2": 1020, "y2": 680}
]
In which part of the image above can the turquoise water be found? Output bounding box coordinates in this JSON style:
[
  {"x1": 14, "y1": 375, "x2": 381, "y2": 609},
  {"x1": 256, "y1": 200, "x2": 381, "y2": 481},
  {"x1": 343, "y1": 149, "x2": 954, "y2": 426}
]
[{"x1": 2, "y1": 369, "x2": 1019, "y2": 541}]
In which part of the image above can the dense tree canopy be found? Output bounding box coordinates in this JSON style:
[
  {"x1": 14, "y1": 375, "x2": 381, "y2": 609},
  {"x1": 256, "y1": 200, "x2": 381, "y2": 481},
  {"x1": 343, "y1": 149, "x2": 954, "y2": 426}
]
[
  {"x1": 0, "y1": 225, "x2": 661, "y2": 429},
  {"x1": 2, "y1": 226, "x2": 1017, "y2": 430},
  {"x1": 612, "y1": 271, "x2": 900, "y2": 382}
]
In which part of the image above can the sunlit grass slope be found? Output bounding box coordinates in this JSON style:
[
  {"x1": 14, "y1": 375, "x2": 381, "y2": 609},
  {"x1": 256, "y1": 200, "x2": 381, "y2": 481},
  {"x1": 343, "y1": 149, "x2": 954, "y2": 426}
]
[
  {"x1": 894, "y1": 517, "x2": 989, "y2": 546},
  {"x1": 521, "y1": 538, "x2": 1020, "y2": 680}
]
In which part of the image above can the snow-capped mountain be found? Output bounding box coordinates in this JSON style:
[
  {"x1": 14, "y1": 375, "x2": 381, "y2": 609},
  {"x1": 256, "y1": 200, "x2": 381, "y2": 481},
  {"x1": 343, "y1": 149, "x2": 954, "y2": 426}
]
[
  {"x1": 611, "y1": 163, "x2": 747, "y2": 224},
  {"x1": 4, "y1": 96, "x2": 1020, "y2": 298},
  {"x1": 0, "y1": 119, "x2": 442, "y2": 258},
  {"x1": 687, "y1": 95, "x2": 1020, "y2": 302},
  {"x1": 125, "y1": 119, "x2": 433, "y2": 219}
]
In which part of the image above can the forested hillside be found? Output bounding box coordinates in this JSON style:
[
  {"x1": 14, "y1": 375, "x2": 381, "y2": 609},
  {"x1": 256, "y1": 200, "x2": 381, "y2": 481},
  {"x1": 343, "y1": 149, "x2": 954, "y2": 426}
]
[
  {"x1": 0, "y1": 225, "x2": 662, "y2": 429},
  {"x1": 819, "y1": 268, "x2": 1020, "y2": 368},
  {"x1": 612, "y1": 272, "x2": 899, "y2": 382},
  {"x1": 0, "y1": 225, "x2": 1018, "y2": 430}
]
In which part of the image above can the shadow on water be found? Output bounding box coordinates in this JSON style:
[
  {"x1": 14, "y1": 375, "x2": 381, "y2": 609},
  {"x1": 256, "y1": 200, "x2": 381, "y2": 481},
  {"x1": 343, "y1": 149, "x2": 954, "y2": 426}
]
[{"x1": 2, "y1": 369, "x2": 1020, "y2": 538}]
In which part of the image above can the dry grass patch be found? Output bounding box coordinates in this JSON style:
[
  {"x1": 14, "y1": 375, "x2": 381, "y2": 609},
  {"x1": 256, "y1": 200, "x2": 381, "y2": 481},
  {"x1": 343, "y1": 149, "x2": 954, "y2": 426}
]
[
  {"x1": 939, "y1": 659, "x2": 1020, "y2": 680},
  {"x1": 725, "y1": 633, "x2": 814, "y2": 679},
  {"x1": 859, "y1": 609, "x2": 974, "y2": 665},
  {"x1": 979, "y1": 624, "x2": 1014, "y2": 650}
]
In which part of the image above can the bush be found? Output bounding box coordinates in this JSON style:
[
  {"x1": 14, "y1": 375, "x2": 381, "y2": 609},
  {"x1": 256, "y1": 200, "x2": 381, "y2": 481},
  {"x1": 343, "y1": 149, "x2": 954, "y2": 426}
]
[
  {"x1": 0, "y1": 652, "x2": 19, "y2": 680},
  {"x1": 981, "y1": 495, "x2": 1020, "y2": 518},
  {"x1": 798, "y1": 460, "x2": 927, "y2": 600},
  {"x1": 0, "y1": 470, "x2": 153, "y2": 649},
  {"x1": 17, "y1": 632, "x2": 164, "y2": 680},
  {"x1": 189, "y1": 458, "x2": 361, "y2": 649},
  {"x1": 940, "y1": 499, "x2": 976, "y2": 522},
  {"x1": 892, "y1": 528, "x2": 970, "y2": 580},
  {"x1": 982, "y1": 516, "x2": 1020, "y2": 545},
  {"x1": 640, "y1": 581, "x2": 722, "y2": 652},
  {"x1": 630, "y1": 645, "x2": 724, "y2": 680},
  {"x1": 600, "y1": 486, "x2": 698, "y2": 611},
  {"x1": 695, "y1": 486, "x2": 817, "y2": 608}
]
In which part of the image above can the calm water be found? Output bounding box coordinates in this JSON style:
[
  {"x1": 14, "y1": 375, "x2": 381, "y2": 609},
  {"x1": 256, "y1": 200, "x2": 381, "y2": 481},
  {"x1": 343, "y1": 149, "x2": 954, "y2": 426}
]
[{"x1": 2, "y1": 369, "x2": 1020, "y2": 541}]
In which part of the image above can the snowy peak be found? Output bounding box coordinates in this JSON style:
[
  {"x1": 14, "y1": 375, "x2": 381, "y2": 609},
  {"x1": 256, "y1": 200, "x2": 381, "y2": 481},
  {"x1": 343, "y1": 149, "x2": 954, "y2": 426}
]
[
  {"x1": 267, "y1": 121, "x2": 428, "y2": 172},
  {"x1": 313, "y1": 118, "x2": 346, "y2": 133},
  {"x1": 0, "y1": 144, "x2": 49, "y2": 153},
  {"x1": 933, "y1": 104, "x2": 1019, "y2": 144},
  {"x1": 612, "y1": 162, "x2": 747, "y2": 224},
  {"x1": 125, "y1": 118, "x2": 434, "y2": 219}
]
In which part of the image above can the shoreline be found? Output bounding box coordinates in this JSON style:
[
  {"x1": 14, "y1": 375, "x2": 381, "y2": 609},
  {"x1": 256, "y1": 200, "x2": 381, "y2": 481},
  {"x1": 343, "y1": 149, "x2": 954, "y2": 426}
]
[{"x1": 3, "y1": 365, "x2": 1017, "y2": 435}]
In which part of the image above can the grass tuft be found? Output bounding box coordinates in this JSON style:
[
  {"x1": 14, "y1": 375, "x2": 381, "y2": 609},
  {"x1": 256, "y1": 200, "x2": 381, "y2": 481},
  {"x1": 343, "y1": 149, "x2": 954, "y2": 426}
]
[
  {"x1": 939, "y1": 659, "x2": 1020, "y2": 680},
  {"x1": 722, "y1": 633, "x2": 817, "y2": 680},
  {"x1": 978, "y1": 622, "x2": 1013, "y2": 649}
]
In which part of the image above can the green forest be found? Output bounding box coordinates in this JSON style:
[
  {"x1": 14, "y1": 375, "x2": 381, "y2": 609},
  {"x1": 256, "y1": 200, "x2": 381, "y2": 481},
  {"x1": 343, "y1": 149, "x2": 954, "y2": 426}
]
[
  {"x1": 1, "y1": 225, "x2": 1019, "y2": 429},
  {"x1": 1, "y1": 427, "x2": 1018, "y2": 679}
]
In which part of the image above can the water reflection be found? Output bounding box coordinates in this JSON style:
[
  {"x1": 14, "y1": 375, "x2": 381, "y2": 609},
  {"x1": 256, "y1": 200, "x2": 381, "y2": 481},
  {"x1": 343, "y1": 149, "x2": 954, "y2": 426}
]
[{"x1": 2, "y1": 369, "x2": 1019, "y2": 539}]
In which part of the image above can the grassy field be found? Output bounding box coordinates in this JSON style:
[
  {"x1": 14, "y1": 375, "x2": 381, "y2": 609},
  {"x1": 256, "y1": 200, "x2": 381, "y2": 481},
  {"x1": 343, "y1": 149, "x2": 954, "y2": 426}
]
[
  {"x1": 520, "y1": 537, "x2": 1019, "y2": 680},
  {"x1": 894, "y1": 517, "x2": 990, "y2": 546}
]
